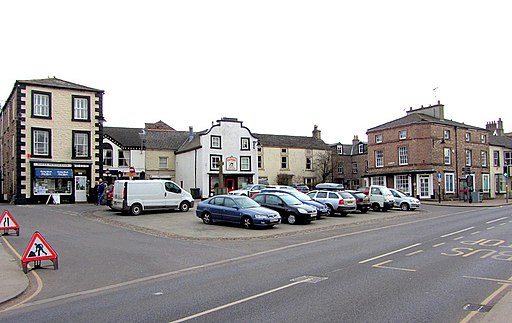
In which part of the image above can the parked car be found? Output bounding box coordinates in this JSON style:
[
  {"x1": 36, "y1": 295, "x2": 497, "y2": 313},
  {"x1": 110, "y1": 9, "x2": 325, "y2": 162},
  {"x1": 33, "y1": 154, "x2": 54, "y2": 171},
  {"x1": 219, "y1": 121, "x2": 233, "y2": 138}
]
[
  {"x1": 266, "y1": 185, "x2": 296, "y2": 190},
  {"x1": 307, "y1": 190, "x2": 357, "y2": 216},
  {"x1": 111, "y1": 179, "x2": 194, "y2": 216},
  {"x1": 292, "y1": 184, "x2": 310, "y2": 193},
  {"x1": 195, "y1": 195, "x2": 281, "y2": 229},
  {"x1": 260, "y1": 188, "x2": 330, "y2": 218},
  {"x1": 389, "y1": 188, "x2": 421, "y2": 211},
  {"x1": 228, "y1": 184, "x2": 267, "y2": 197},
  {"x1": 345, "y1": 190, "x2": 370, "y2": 213},
  {"x1": 368, "y1": 185, "x2": 395, "y2": 212},
  {"x1": 357, "y1": 186, "x2": 370, "y2": 195},
  {"x1": 252, "y1": 192, "x2": 317, "y2": 224},
  {"x1": 314, "y1": 183, "x2": 345, "y2": 191}
]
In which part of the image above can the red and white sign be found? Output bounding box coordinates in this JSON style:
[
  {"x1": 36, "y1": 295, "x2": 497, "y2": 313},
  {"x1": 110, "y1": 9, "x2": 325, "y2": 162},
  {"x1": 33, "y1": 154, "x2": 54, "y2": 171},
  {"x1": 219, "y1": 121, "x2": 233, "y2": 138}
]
[
  {"x1": 22, "y1": 231, "x2": 58, "y2": 262},
  {"x1": 0, "y1": 210, "x2": 19, "y2": 230}
]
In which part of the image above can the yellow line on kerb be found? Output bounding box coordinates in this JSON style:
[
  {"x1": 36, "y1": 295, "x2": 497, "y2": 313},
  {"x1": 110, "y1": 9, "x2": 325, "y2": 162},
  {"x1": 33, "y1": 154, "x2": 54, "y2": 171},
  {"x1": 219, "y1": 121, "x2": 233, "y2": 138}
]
[{"x1": 0, "y1": 236, "x2": 43, "y2": 312}]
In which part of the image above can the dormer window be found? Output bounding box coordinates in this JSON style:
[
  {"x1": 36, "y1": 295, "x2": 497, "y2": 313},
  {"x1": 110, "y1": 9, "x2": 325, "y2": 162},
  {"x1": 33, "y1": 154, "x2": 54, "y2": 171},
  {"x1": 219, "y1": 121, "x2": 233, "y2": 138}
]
[{"x1": 358, "y1": 143, "x2": 364, "y2": 154}]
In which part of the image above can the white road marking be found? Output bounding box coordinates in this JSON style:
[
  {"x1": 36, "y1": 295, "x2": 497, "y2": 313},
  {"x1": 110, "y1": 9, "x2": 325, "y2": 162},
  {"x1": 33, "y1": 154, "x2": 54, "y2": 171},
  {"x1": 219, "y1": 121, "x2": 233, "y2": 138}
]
[
  {"x1": 440, "y1": 227, "x2": 474, "y2": 238},
  {"x1": 359, "y1": 243, "x2": 422, "y2": 264}
]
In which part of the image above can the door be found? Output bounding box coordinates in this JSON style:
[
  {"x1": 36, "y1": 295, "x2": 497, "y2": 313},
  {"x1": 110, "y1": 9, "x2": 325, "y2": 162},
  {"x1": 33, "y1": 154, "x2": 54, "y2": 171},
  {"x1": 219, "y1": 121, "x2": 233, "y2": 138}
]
[
  {"x1": 419, "y1": 176, "x2": 430, "y2": 199},
  {"x1": 164, "y1": 181, "x2": 182, "y2": 208},
  {"x1": 225, "y1": 178, "x2": 235, "y2": 192},
  {"x1": 74, "y1": 176, "x2": 87, "y2": 202}
]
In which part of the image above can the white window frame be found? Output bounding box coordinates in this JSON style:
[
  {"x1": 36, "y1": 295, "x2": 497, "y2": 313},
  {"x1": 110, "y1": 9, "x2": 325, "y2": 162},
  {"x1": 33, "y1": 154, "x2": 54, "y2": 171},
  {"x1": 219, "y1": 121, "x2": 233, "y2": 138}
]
[
  {"x1": 465, "y1": 132, "x2": 471, "y2": 142},
  {"x1": 445, "y1": 173, "x2": 455, "y2": 193},
  {"x1": 375, "y1": 134, "x2": 382, "y2": 144},
  {"x1": 398, "y1": 146, "x2": 408, "y2": 165},
  {"x1": 480, "y1": 134, "x2": 487, "y2": 143},
  {"x1": 33, "y1": 92, "x2": 50, "y2": 117},
  {"x1": 444, "y1": 148, "x2": 451, "y2": 165},
  {"x1": 482, "y1": 174, "x2": 490, "y2": 193},
  {"x1": 399, "y1": 130, "x2": 407, "y2": 140},
  {"x1": 240, "y1": 156, "x2": 251, "y2": 171},
  {"x1": 394, "y1": 175, "x2": 411, "y2": 194},
  {"x1": 159, "y1": 156, "x2": 168, "y2": 169},
  {"x1": 465, "y1": 149, "x2": 472, "y2": 166},
  {"x1": 337, "y1": 145, "x2": 343, "y2": 155},
  {"x1": 305, "y1": 157, "x2": 312, "y2": 170},
  {"x1": 375, "y1": 150, "x2": 384, "y2": 168},
  {"x1": 443, "y1": 130, "x2": 450, "y2": 140},
  {"x1": 210, "y1": 155, "x2": 221, "y2": 170},
  {"x1": 358, "y1": 144, "x2": 364, "y2": 154},
  {"x1": 352, "y1": 162, "x2": 358, "y2": 174},
  {"x1": 73, "y1": 131, "x2": 89, "y2": 158},
  {"x1": 33, "y1": 129, "x2": 50, "y2": 156},
  {"x1": 337, "y1": 161, "x2": 343, "y2": 174},
  {"x1": 73, "y1": 97, "x2": 89, "y2": 120},
  {"x1": 211, "y1": 136, "x2": 221, "y2": 149},
  {"x1": 118, "y1": 150, "x2": 130, "y2": 167},
  {"x1": 281, "y1": 156, "x2": 288, "y2": 169},
  {"x1": 481, "y1": 150, "x2": 488, "y2": 167}
]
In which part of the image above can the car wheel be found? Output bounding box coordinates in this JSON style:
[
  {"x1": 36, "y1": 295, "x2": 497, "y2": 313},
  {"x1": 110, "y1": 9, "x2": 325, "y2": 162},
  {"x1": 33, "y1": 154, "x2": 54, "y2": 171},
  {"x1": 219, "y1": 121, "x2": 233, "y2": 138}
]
[
  {"x1": 360, "y1": 208, "x2": 368, "y2": 214},
  {"x1": 179, "y1": 201, "x2": 190, "y2": 212},
  {"x1": 327, "y1": 205, "x2": 335, "y2": 216},
  {"x1": 130, "y1": 203, "x2": 142, "y2": 216},
  {"x1": 372, "y1": 203, "x2": 381, "y2": 212},
  {"x1": 287, "y1": 214, "x2": 297, "y2": 225},
  {"x1": 400, "y1": 203, "x2": 410, "y2": 211},
  {"x1": 202, "y1": 212, "x2": 213, "y2": 224},
  {"x1": 242, "y1": 216, "x2": 253, "y2": 229}
]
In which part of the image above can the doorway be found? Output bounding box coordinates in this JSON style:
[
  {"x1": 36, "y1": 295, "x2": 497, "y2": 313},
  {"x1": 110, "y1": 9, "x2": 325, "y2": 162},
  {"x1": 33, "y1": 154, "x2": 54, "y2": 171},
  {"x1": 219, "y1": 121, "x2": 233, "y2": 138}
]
[
  {"x1": 75, "y1": 176, "x2": 87, "y2": 202},
  {"x1": 419, "y1": 175, "x2": 431, "y2": 199}
]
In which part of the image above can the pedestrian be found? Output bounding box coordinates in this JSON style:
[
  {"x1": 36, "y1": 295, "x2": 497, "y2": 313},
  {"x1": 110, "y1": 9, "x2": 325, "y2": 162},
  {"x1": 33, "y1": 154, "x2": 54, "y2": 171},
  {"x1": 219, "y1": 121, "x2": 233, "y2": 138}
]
[{"x1": 97, "y1": 179, "x2": 105, "y2": 205}]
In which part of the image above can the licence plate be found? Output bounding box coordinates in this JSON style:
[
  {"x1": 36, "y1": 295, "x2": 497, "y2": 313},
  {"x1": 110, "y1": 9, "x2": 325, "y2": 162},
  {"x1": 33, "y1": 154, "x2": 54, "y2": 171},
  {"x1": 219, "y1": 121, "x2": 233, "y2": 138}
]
[{"x1": 270, "y1": 219, "x2": 278, "y2": 223}]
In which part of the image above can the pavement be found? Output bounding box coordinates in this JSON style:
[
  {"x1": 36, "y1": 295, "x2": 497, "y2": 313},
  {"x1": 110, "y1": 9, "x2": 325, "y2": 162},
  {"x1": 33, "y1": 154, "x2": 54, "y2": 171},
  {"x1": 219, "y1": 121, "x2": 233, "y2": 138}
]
[{"x1": 1, "y1": 198, "x2": 511, "y2": 320}]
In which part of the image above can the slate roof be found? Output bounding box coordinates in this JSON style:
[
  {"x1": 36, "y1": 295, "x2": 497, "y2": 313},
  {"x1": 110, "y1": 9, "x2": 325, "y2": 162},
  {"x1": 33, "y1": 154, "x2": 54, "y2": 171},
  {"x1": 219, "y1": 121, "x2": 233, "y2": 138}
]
[
  {"x1": 254, "y1": 133, "x2": 331, "y2": 150},
  {"x1": 145, "y1": 130, "x2": 190, "y2": 150},
  {"x1": 367, "y1": 113, "x2": 486, "y2": 132},
  {"x1": 16, "y1": 77, "x2": 103, "y2": 93},
  {"x1": 104, "y1": 127, "x2": 144, "y2": 148},
  {"x1": 489, "y1": 135, "x2": 512, "y2": 149}
]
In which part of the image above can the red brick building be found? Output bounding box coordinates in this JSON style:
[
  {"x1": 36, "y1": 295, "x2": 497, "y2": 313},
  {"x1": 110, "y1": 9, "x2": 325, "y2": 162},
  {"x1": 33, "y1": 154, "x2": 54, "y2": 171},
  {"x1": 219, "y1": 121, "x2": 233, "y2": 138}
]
[{"x1": 366, "y1": 102, "x2": 489, "y2": 200}]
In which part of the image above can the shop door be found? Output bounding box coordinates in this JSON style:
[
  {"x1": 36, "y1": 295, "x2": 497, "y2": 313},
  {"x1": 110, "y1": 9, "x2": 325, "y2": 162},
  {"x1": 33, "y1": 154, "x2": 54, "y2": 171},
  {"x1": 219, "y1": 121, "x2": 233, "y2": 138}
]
[
  {"x1": 225, "y1": 178, "x2": 235, "y2": 192},
  {"x1": 75, "y1": 176, "x2": 87, "y2": 202},
  {"x1": 419, "y1": 176, "x2": 430, "y2": 199}
]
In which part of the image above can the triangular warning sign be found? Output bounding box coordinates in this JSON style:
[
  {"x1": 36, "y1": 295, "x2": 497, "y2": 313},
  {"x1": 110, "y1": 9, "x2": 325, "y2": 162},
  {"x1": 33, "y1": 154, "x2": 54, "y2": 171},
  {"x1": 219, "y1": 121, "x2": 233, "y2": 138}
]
[
  {"x1": 22, "y1": 231, "x2": 58, "y2": 262},
  {"x1": 0, "y1": 210, "x2": 19, "y2": 230}
]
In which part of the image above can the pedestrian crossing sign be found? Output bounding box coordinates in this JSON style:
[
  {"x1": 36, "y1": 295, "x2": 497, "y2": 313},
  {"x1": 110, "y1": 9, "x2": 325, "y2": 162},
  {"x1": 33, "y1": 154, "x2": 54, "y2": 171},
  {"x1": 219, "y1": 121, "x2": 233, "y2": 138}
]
[
  {"x1": 0, "y1": 210, "x2": 20, "y2": 235},
  {"x1": 21, "y1": 231, "x2": 58, "y2": 273}
]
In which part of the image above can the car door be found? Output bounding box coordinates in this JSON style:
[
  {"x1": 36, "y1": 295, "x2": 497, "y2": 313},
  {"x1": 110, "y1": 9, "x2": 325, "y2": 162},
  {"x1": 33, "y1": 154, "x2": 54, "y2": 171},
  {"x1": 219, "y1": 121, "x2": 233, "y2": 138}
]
[
  {"x1": 221, "y1": 197, "x2": 241, "y2": 223},
  {"x1": 263, "y1": 194, "x2": 287, "y2": 217},
  {"x1": 164, "y1": 181, "x2": 182, "y2": 208},
  {"x1": 209, "y1": 197, "x2": 225, "y2": 220}
]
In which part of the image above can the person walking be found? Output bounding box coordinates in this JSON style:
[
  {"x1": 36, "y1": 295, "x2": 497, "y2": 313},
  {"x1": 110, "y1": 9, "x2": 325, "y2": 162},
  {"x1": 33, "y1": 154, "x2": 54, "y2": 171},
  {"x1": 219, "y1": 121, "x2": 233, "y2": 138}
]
[{"x1": 97, "y1": 179, "x2": 105, "y2": 205}]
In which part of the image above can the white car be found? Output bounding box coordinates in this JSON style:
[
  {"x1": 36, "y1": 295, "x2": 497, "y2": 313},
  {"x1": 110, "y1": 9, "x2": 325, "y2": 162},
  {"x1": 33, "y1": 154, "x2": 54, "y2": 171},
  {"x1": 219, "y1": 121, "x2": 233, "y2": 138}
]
[
  {"x1": 228, "y1": 184, "x2": 267, "y2": 197},
  {"x1": 389, "y1": 188, "x2": 421, "y2": 211}
]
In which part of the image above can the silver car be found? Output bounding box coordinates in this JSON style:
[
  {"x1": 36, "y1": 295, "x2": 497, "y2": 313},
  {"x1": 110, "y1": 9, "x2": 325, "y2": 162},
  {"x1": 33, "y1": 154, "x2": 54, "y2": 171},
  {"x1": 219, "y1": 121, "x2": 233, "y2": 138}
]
[
  {"x1": 307, "y1": 190, "x2": 357, "y2": 216},
  {"x1": 389, "y1": 188, "x2": 421, "y2": 211}
]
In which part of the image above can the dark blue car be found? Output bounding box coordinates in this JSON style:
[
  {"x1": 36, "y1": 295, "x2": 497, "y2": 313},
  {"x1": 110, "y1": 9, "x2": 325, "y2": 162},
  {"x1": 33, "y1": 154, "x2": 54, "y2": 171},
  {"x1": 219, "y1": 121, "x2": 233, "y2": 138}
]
[
  {"x1": 260, "y1": 188, "x2": 330, "y2": 218},
  {"x1": 195, "y1": 195, "x2": 281, "y2": 229}
]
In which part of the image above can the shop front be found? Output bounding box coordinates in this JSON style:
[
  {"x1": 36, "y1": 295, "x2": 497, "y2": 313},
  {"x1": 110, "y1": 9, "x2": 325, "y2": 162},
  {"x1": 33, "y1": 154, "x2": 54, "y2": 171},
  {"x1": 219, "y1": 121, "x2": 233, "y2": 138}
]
[{"x1": 30, "y1": 162, "x2": 92, "y2": 204}]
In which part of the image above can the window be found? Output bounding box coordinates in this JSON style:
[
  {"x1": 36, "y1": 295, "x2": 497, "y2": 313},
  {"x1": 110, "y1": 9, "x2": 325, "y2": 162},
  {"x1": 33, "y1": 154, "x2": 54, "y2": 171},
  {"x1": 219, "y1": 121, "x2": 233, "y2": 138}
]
[
  {"x1": 211, "y1": 136, "x2": 221, "y2": 149},
  {"x1": 159, "y1": 157, "x2": 168, "y2": 169},
  {"x1": 375, "y1": 150, "x2": 383, "y2": 167},
  {"x1": 365, "y1": 160, "x2": 369, "y2": 173},
  {"x1": 480, "y1": 134, "x2": 487, "y2": 143},
  {"x1": 306, "y1": 157, "x2": 312, "y2": 170},
  {"x1": 337, "y1": 162, "x2": 344, "y2": 174},
  {"x1": 281, "y1": 148, "x2": 288, "y2": 154},
  {"x1": 103, "y1": 145, "x2": 113, "y2": 166},
  {"x1": 118, "y1": 150, "x2": 130, "y2": 167},
  {"x1": 395, "y1": 175, "x2": 410, "y2": 193},
  {"x1": 72, "y1": 131, "x2": 90, "y2": 158},
  {"x1": 210, "y1": 155, "x2": 222, "y2": 170},
  {"x1": 399, "y1": 130, "x2": 407, "y2": 140},
  {"x1": 240, "y1": 156, "x2": 251, "y2": 171},
  {"x1": 241, "y1": 138, "x2": 249, "y2": 150},
  {"x1": 445, "y1": 173, "x2": 455, "y2": 193},
  {"x1": 337, "y1": 145, "x2": 343, "y2": 155},
  {"x1": 32, "y1": 91, "x2": 51, "y2": 118},
  {"x1": 493, "y1": 150, "x2": 500, "y2": 167},
  {"x1": 481, "y1": 150, "x2": 488, "y2": 167},
  {"x1": 443, "y1": 130, "x2": 450, "y2": 140},
  {"x1": 465, "y1": 149, "x2": 472, "y2": 166},
  {"x1": 281, "y1": 156, "x2": 288, "y2": 169},
  {"x1": 465, "y1": 132, "x2": 471, "y2": 142},
  {"x1": 505, "y1": 151, "x2": 512, "y2": 166},
  {"x1": 72, "y1": 96, "x2": 90, "y2": 121},
  {"x1": 352, "y1": 162, "x2": 358, "y2": 174},
  {"x1": 32, "y1": 128, "x2": 51, "y2": 157},
  {"x1": 258, "y1": 155, "x2": 263, "y2": 169},
  {"x1": 444, "y1": 148, "x2": 451, "y2": 165},
  {"x1": 482, "y1": 174, "x2": 490, "y2": 193},
  {"x1": 375, "y1": 134, "x2": 382, "y2": 144},
  {"x1": 358, "y1": 144, "x2": 364, "y2": 154},
  {"x1": 398, "y1": 146, "x2": 408, "y2": 165},
  {"x1": 495, "y1": 174, "x2": 506, "y2": 193},
  {"x1": 371, "y1": 176, "x2": 385, "y2": 186}
]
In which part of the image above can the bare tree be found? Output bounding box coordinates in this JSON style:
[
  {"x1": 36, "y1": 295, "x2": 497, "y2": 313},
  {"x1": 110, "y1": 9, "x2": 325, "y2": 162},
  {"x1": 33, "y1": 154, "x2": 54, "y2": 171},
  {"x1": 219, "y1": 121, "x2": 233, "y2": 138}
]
[{"x1": 314, "y1": 151, "x2": 333, "y2": 183}]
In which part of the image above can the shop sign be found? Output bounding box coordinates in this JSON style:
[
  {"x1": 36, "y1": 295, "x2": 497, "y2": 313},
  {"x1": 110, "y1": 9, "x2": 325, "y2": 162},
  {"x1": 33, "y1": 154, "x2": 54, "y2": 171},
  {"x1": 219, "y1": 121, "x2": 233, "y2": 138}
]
[{"x1": 35, "y1": 168, "x2": 73, "y2": 178}]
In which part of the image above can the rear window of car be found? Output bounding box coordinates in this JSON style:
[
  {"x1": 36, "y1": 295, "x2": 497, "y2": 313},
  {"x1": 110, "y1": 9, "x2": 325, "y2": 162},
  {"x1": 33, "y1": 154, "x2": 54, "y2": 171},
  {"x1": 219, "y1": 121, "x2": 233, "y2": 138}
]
[
  {"x1": 328, "y1": 192, "x2": 339, "y2": 199},
  {"x1": 340, "y1": 192, "x2": 354, "y2": 199}
]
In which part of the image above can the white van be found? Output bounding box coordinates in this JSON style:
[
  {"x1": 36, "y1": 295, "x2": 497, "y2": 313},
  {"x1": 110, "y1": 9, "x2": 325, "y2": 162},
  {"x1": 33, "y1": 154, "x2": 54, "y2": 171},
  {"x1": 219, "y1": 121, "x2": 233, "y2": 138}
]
[
  {"x1": 111, "y1": 180, "x2": 194, "y2": 216},
  {"x1": 368, "y1": 185, "x2": 395, "y2": 212}
]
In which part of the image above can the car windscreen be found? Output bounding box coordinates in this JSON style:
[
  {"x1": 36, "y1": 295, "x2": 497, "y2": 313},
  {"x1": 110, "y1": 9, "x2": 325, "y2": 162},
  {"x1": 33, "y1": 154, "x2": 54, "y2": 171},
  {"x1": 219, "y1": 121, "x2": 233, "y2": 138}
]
[
  {"x1": 280, "y1": 194, "x2": 303, "y2": 205},
  {"x1": 291, "y1": 191, "x2": 313, "y2": 201},
  {"x1": 234, "y1": 197, "x2": 261, "y2": 208}
]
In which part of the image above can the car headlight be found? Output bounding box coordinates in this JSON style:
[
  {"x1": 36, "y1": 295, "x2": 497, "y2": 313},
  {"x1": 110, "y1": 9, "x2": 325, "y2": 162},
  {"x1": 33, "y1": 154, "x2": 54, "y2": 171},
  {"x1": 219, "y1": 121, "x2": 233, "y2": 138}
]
[{"x1": 298, "y1": 208, "x2": 308, "y2": 214}]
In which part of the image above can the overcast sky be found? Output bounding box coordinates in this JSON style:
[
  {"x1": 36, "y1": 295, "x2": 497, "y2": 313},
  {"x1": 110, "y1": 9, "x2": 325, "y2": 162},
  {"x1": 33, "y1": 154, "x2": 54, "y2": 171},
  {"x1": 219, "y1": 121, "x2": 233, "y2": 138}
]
[{"x1": 1, "y1": 1, "x2": 511, "y2": 144}]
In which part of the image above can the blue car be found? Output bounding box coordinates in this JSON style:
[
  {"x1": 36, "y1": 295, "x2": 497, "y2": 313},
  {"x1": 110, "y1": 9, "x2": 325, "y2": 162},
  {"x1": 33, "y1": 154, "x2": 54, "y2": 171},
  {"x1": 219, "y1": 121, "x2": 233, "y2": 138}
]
[
  {"x1": 195, "y1": 195, "x2": 281, "y2": 229},
  {"x1": 260, "y1": 188, "x2": 330, "y2": 218}
]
